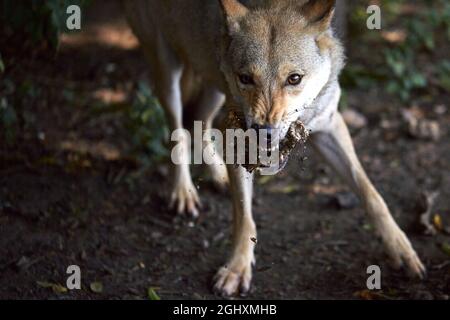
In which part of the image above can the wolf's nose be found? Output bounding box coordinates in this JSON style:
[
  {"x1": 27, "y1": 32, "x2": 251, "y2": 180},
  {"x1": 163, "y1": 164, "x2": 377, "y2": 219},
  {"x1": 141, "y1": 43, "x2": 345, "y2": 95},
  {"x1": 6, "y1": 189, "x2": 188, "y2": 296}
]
[{"x1": 251, "y1": 124, "x2": 272, "y2": 141}]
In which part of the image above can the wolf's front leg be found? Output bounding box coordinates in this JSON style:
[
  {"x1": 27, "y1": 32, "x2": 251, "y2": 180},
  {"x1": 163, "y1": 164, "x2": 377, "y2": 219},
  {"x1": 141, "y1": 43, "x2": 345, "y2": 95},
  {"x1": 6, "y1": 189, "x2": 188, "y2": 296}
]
[
  {"x1": 213, "y1": 164, "x2": 256, "y2": 296},
  {"x1": 169, "y1": 129, "x2": 201, "y2": 217},
  {"x1": 311, "y1": 112, "x2": 425, "y2": 278}
]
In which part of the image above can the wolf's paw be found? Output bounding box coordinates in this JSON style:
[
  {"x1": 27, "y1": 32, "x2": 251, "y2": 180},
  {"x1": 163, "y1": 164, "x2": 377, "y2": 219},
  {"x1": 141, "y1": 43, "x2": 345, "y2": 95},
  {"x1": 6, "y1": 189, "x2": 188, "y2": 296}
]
[
  {"x1": 213, "y1": 261, "x2": 252, "y2": 297},
  {"x1": 383, "y1": 226, "x2": 426, "y2": 279},
  {"x1": 169, "y1": 179, "x2": 201, "y2": 218}
]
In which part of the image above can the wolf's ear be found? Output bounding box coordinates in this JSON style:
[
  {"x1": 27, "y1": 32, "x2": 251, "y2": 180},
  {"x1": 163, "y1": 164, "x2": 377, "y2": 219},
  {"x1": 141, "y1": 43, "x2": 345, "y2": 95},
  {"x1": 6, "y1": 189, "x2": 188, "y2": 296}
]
[
  {"x1": 300, "y1": 0, "x2": 335, "y2": 31},
  {"x1": 219, "y1": 0, "x2": 249, "y2": 33}
]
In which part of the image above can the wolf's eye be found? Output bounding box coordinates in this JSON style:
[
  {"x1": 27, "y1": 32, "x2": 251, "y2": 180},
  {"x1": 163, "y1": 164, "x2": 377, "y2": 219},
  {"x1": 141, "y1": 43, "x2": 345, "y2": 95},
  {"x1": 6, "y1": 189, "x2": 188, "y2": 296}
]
[
  {"x1": 238, "y1": 74, "x2": 254, "y2": 85},
  {"x1": 287, "y1": 74, "x2": 302, "y2": 86}
]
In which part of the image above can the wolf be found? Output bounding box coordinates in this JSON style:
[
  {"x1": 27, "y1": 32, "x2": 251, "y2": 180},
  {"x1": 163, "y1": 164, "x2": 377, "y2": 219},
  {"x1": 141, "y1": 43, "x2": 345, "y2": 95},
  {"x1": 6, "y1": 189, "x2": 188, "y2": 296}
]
[{"x1": 124, "y1": 0, "x2": 425, "y2": 296}]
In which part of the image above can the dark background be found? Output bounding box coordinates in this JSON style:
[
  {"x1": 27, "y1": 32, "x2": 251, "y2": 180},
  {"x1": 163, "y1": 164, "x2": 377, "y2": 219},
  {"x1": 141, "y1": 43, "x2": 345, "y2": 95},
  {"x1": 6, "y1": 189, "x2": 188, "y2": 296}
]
[{"x1": 0, "y1": 0, "x2": 449, "y2": 299}]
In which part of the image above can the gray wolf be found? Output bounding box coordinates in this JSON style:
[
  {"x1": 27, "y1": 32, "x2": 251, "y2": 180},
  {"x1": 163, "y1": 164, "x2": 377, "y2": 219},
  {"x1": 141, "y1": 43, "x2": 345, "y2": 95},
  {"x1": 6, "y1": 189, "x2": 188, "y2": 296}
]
[{"x1": 124, "y1": 0, "x2": 425, "y2": 296}]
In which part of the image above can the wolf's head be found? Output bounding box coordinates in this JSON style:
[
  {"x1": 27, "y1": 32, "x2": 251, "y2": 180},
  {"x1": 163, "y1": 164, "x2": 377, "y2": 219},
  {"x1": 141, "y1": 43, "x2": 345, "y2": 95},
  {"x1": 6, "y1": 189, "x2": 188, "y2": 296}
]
[{"x1": 219, "y1": 0, "x2": 344, "y2": 140}]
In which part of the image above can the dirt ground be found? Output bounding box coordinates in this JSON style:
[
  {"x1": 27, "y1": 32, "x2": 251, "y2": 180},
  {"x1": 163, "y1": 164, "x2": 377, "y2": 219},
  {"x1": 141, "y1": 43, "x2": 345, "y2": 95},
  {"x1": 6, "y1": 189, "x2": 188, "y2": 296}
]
[{"x1": 0, "y1": 1, "x2": 449, "y2": 300}]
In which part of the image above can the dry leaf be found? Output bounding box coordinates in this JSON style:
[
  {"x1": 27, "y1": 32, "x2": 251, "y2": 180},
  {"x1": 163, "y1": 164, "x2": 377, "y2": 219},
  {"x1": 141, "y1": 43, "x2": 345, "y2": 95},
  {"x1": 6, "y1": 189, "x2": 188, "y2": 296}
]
[
  {"x1": 90, "y1": 281, "x2": 103, "y2": 293},
  {"x1": 433, "y1": 214, "x2": 443, "y2": 231},
  {"x1": 148, "y1": 287, "x2": 161, "y2": 300},
  {"x1": 36, "y1": 281, "x2": 68, "y2": 294},
  {"x1": 353, "y1": 289, "x2": 383, "y2": 300}
]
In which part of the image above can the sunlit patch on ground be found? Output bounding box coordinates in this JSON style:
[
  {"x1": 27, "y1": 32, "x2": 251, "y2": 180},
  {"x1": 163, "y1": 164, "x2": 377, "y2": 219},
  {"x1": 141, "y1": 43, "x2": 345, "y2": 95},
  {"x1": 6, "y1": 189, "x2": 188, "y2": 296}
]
[{"x1": 60, "y1": 22, "x2": 139, "y2": 50}]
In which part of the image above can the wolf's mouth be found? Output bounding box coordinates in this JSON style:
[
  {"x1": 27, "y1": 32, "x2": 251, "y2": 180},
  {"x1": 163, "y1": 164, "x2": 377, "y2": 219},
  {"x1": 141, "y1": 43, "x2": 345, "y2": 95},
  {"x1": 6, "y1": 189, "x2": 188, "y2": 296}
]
[{"x1": 225, "y1": 110, "x2": 309, "y2": 173}]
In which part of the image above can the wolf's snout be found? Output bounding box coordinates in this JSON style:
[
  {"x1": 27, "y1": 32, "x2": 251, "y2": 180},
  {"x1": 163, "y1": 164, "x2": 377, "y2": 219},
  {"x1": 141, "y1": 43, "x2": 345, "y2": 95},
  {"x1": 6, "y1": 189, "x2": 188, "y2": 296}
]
[{"x1": 250, "y1": 123, "x2": 273, "y2": 142}]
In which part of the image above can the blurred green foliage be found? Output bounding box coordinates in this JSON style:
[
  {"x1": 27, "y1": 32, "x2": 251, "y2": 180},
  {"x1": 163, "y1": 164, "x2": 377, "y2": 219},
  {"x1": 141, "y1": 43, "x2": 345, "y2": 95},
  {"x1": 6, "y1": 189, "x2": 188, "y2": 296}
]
[
  {"x1": 0, "y1": 76, "x2": 43, "y2": 145},
  {"x1": 1, "y1": 0, "x2": 90, "y2": 48},
  {"x1": 0, "y1": 0, "x2": 90, "y2": 146},
  {"x1": 0, "y1": 53, "x2": 4, "y2": 73},
  {"x1": 89, "y1": 80, "x2": 169, "y2": 165},
  {"x1": 126, "y1": 81, "x2": 169, "y2": 164},
  {"x1": 436, "y1": 60, "x2": 450, "y2": 92},
  {"x1": 0, "y1": 97, "x2": 17, "y2": 144},
  {"x1": 343, "y1": 0, "x2": 450, "y2": 101}
]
